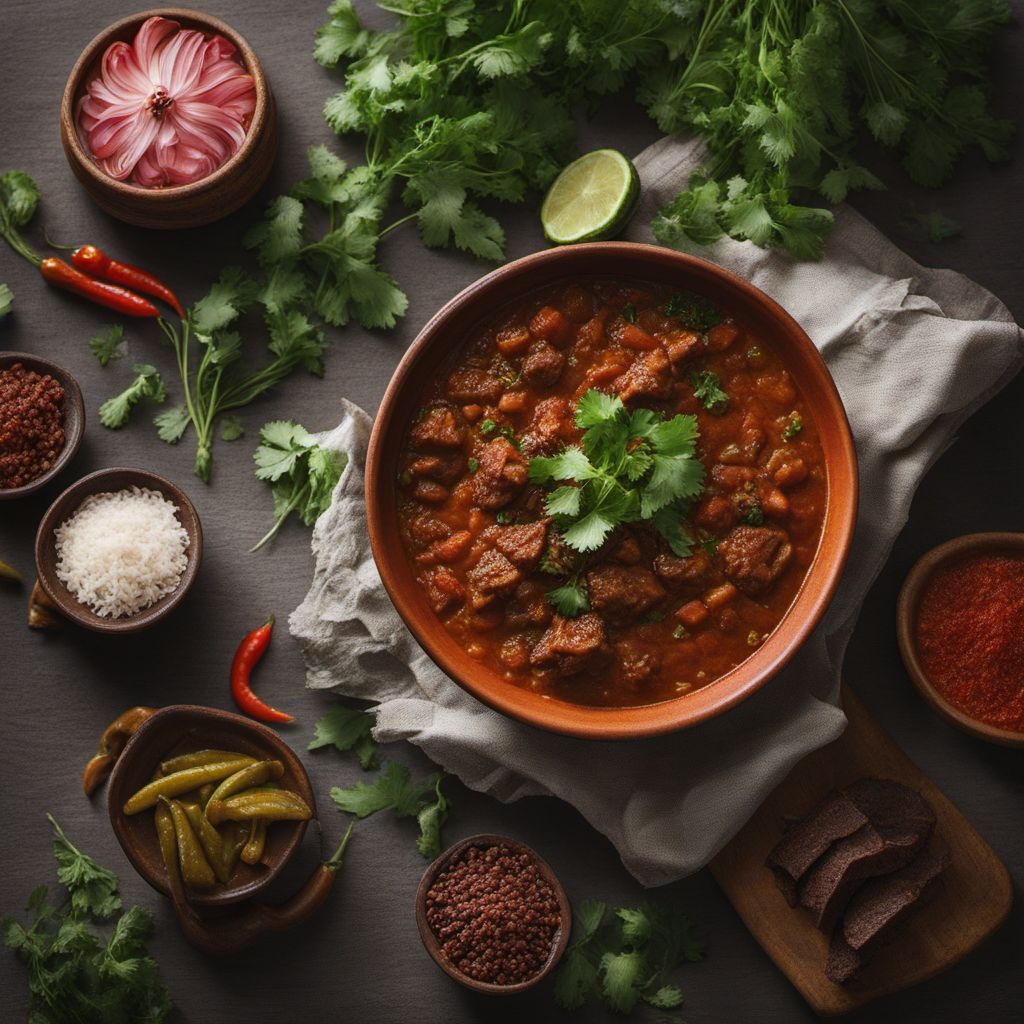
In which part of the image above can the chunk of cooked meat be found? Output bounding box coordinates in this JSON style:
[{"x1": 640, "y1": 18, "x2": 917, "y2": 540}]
[
  {"x1": 408, "y1": 452, "x2": 465, "y2": 484},
  {"x1": 423, "y1": 566, "x2": 466, "y2": 616},
  {"x1": 495, "y1": 520, "x2": 549, "y2": 571},
  {"x1": 521, "y1": 396, "x2": 574, "y2": 455},
  {"x1": 521, "y1": 341, "x2": 565, "y2": 388},
  {"x1": 616, "y1": 641, "x2": 661, "y2": 686},
  {"x1": 466, "y1": 550, "x2": 523, "y2": 609},
  {"x1": 716, "y1": 525, "x2": 793, "y2": 595},
  {"x1": 530, "y1": 613, "x2": 612, "y2": 677},
  {"x1": 606, "y1": 533, "x2": 642, "y2": 565},
  {"x1": 472, "y1": 437, "x2": 529, "y2": 509},
  {"x1": 653, "y1": 549, "x2": 712, "y2": 591},
  {"x1": 529, "y1": 305, "x2": 573, "y2": 347},
  {"x1": 446, "y1": 369, "x2": 503, "y2": 405},
  {"x1": 506, "y1": 579, "x2": 554, "y2": 629},
  {"x1": 613, "y1": 347, "x2": 673, "y2": 403},
  {"x1": 663, "y1": 329, "x2": 702, "y2": 366},
  {"x1": 586, "y1": 566, "x2": 666, "y2": 621},
  {"x1": 411, "y1": 405, "x2": 464, "y2": 450}
]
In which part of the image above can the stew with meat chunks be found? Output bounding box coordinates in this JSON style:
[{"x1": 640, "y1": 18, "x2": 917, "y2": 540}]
[{"x1": 396, "y1": 278, "x2": 826, "y2": 708}]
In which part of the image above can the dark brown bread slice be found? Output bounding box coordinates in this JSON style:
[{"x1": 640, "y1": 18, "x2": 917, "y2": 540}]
[
  {"x1": 767, "y1": 794, "x2": 869, "y2": 905},
  {"x1": 826, "y1": 843, "x2": 950, "y2": 984},
  {"x1": 798, "y1": 779, "x2": 936, "y2": 932}
]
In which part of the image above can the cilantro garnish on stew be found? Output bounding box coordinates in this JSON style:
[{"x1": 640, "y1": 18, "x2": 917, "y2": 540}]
[
  {"x1": 528, "y1": 389, "x2": 705, "y2": 616},
  {"x1": 663, "y1": 291, "x2": 724, "y2": 332},
  {"x1": 690, "y1": 370, "x2": 729, "y2": 414}
]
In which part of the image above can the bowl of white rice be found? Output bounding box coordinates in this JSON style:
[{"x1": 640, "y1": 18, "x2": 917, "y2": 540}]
[{"x1": 35, "y1": 468, "x2": 202, "y2": 632}]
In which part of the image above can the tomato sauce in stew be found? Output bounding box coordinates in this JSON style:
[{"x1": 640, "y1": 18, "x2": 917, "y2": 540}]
[{"x1": 397, "y1": 279, "x2": 826, "y2": 708}]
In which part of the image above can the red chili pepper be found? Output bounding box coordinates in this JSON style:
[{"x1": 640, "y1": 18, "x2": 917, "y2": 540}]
[
  {"x1": 230, "y1": 614, "x2": 293, "y2": 723},
  {"x1": 38, "y1": 257, "x2": 160, "y2": 318},
  {"x1": 70, "y1": 244, "x2": 185, "y2": 318}
]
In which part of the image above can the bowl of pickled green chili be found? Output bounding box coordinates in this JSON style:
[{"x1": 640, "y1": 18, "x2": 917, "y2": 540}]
[{"x1": 107, "y1": 704, "x2": 316, "y2": 906}]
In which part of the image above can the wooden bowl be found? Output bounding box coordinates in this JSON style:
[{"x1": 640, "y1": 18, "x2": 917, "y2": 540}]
[
  {"x1": 415, "y1": 834, "x2": 572, "y2": 994},
  {"x1": 59, "y1": 8, "x2": 277, "y2": 229},
  {"x1": 35, "y1": 467, "x2": 202, "y2": 633},
  {"x1": 0, "y1": 352, "x2": 84, "y2": 500},
  {"x1": 897, "y1": 532, "x2": 1024, "y2": 748},
  {"x1": 365, "y1": 242, "x2": 859, "y2": 739},
  {"x1": 107, "y1": 705, "x2": 316, "y2": 906}
]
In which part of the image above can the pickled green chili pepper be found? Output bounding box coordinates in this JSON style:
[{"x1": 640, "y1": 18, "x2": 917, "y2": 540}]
[
  {"x1": 207, "y1": 760, "x2": 284, "y2": 808},
  {"x1": 162, "y1": 797, "x2": 216, "y2": 889},
  {"x1": 124, "y1": 758, "x2": 255, "y2": 814},
  {"x1": 240, "y1": 819, "x2": 267, "y2": 865},
  {"x1": 221, "y1": 823, "x2": 248, "y2": 877},
  {"x1": 182, "y1": 802, "x2": 231, "y2": 885},
  {"x1": 160, "y1": 749, "x2": 256, "y2": 774},
  {"x1": 196, "y1": 783, "x2": 215, "y2": 810},
  {"x1": 205, "y1": 788, "x2": 313, "y2": 825},
  {"x1": 154, "y1": 799, "x2": 178, "y2": 877}
]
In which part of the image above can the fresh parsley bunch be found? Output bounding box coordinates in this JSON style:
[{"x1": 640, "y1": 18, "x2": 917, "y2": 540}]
[
  {"x1": 529, "y1": 389, "x2": 704, "y2": 614},
  {"x1": 3, "y1": 816, "x2": 173, "y2": 1024},
  {"x1": 251, "y1": 420, "x2": 347, "y2": 551},
  {"x1": 555, "y1": 898, "x2": 705, "y2": 1014}
]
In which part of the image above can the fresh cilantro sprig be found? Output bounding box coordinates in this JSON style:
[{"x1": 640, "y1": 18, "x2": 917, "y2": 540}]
[
  {"x1": 89, "y1": 324, "x2": 125, "y2": 366},
  {"x1": 554, "y1": 898, "x2": 704, "y2": 1014},
  {"x1": 309, "y1": 701, "x2": 379, "y2": 770},
  {"x1": 690, "y1": 370, "x2": 729, "y2": 414},
  {"x1": 330, "y1": 761, "x2": 450, "y2": 860},
  {"x1": 251, "y1": 420, "x2": 346, "y2": 552},
  {"x1": 3, "y1": 815, "x2": 173, "y2": 1024},
  {"x1": 530, "y1": 388, "x2": 704, "y2": 555},
  {"x1": 98, "y1": 363, "x2": 166, "y2": 429}
]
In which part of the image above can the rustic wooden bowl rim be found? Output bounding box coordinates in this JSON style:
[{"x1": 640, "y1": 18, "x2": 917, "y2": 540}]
[
  {"x1": 415, "y1": 833, "x2": 573, "y2": 995},
  {"x1": 897, "y1": 531, "x2": 1024, "y2": 749},
  {"x1": 106, "y1": 704, "x2": 316, "y2": 906},
  {"x1": 34, "y1": 466, "x2": 203, "y2": 633},
  {"x1": 365, "y1": 242, "x2": 859, "y2": 739},
  {"x1": 0, "y1": 351, "x2": 85, "y2": 500},
  {"x1": 60, "y1": 7, "x2": 270, "y2": 202}
]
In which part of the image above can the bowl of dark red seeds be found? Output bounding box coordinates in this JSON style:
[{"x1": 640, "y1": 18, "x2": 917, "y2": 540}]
[
  {"x1": 0, "y1": 353, "x2": 84, "y2": 500},
  {"x1": 416, "y1": 834, "x2": 572, "y2": 994}
]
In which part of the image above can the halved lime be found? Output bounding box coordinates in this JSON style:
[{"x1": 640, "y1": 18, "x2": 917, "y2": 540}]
[{"x1": 541, "y1": 149, "x2": 640, "y2": 245}]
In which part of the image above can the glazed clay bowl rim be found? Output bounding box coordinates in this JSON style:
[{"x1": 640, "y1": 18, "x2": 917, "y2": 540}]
[
  {"x1": 897, "y1": 532, "x2": 1024, "y2": 748},
  {"x1": 415, "y1": 833, "x2": 573, "y2": 995},
  {"x1": 106, "y1": 704, "x2": 316, "y2": 906},
  {"x1": 0, "y1": 351, "x2": 85, "y2": 500},
  {"x1": 34, "y1": 466, "x2": 203, "y2": 634},
  {"x1": 366, "y1": 241, "x2": 859, "y2": 740},
  {"x1": 60, "y1": 7, "x2": 271, "y2": 204}
]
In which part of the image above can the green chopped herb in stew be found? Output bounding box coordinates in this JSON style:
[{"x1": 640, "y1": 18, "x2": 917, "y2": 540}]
[
  {"x1": 783, "y1": 412, "x2": 803, "y2": 439},
  {"x1": 663, "y1": 291, "x2": 724, "y2": 332},
  {"x1": 690, "y1": 370, "x2": 729, "y2": 414}
]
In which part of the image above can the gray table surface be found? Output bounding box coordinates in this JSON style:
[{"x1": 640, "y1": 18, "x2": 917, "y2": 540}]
[{"x1": 1, "y1": 2, "x2": 1022, "y2": 1022}]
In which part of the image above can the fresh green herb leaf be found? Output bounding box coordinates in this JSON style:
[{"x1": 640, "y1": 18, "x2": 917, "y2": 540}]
[
  {"x1": 154, "y1": 406, "x2": 190, "y2": 444},
  {"x1": 547, "y1": 581, "x2": 591, "y2": 617},
  {"x1": 3, "y1": 816, "x2": 174, "y2": 1024},
  {"x1": 190, "y1": 267, "x2": 259, "y2": 334},
  {"x1": 739, "y1": 497, "x2": 765, "y2": 526},
  {"x1": 664, "y1": 292, "x2": 723, "y2": 332},
  {"x1": 415, "y1": 776, "x2": 449, "y2": 859},
  {"x1": 220, "y1": 415, "x2": 245, "y2": 442},
  {"x1": 251, "y1": 420, "x2": 346, "y2": 551},
  {"x1": 700, "y1": 537, "x2": 719, "y2": 557},
  {"x1": 0, "y1": 282, "x2": 12, "y2": 318},
  {"x1": 690, "y1": 370, "x2": 729, "y2": 414},
  {"x1": 911, "y1": 209, "x2": 964, "y2": 243},
  {"x1": 782, "y1": 412, "x2": 803, "y2": 440},
  {"x1": 99, "y1": 364, "x2": 166, "y2": 429},
  {"x1": 0, "y1": 171, "x2": 39, "y2": 227},
  {"x1": 480, "y1": 418, "x2": 497, "y2": 435},
  {"x1": 309, "y1": 702, "x2": 379, "y2": 770},
  {"x1": 89, "y1": 324, "x2": 125, "y2": 366},
  {"x1": 672, "y1": 624, "x2": 687, "y2": 639},
  {"x1": 467, "y1": 457, "x2": 480, "y2": 473}
]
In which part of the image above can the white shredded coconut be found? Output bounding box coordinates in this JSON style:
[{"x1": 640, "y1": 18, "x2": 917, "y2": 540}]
[{"x1": 54, "y1": 486, "x2": 189, "y2": 618}]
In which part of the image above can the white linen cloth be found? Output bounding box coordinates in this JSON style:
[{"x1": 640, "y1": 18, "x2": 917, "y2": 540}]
[{"x1": 290, "y1": 136, "x2": 1023, "y2": 886}]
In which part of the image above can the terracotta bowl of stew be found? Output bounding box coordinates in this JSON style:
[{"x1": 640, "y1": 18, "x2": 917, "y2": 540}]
[
  {"x1": 366, "y1": 242, "x2": 858, "y2": 739},
  {"x1": 897, "y1": 532, "x2": 1024, "y2": 748},
  {"x1": 107, "y1": 705, "x2": 316, "y2": 906},
  {"x1": 35, "y1": 467, "x2": 202, "y2": 633},
  {"x1": 415, "y1": 833, "x2": 572, "y2": 994},
  {"x1": 59, "y1": 8, "x2": 277, "y2": 229},
  {"x1": 0, "y1": 352, "x2": 85, "y2": 500}
]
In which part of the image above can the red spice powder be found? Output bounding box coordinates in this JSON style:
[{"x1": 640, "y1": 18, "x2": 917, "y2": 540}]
[
  {"x1": 425, "y1": 843, "x2": 561, "y2": 985},
  {"x1": 916, "y1": 553, "x2": 1024, "y2": 732},
  {"x1": 0, "y1": 363, "x2": 66, "y2": 489}
]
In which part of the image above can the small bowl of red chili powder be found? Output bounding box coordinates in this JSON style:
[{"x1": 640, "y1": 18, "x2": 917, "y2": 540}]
[
  {"x1": 0, "y1": 353, "x2": 84, "y2": 500},
  {"x1": 416, "y1": 834, "x2": 572, "y2": 994},
  {"x1": 898, "y1": 533, "x2": 1024, "y2": 748}
]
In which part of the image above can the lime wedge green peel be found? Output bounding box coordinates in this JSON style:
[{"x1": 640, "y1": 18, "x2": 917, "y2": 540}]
[{"x1": 541, "y1": 149, "x2": 640, "y2": 245}]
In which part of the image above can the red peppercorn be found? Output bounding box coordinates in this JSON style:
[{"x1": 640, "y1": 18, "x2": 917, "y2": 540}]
[
  {"x1": 0, "y1": 363, "x2": 66, "y2": 489},
  {"x1": 425, "y1": 843, "x2": 560, "y2": 985}
]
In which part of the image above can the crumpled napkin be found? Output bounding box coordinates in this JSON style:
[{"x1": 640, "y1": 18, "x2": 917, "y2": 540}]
[{"x1": 290, "y1": 136, "x2": 1023, "y2": 886}]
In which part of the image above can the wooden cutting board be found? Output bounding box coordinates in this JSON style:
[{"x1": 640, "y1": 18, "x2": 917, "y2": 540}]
[{"x1": 709, "y1": 685, "x2": 1013, "y2": 1017}]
